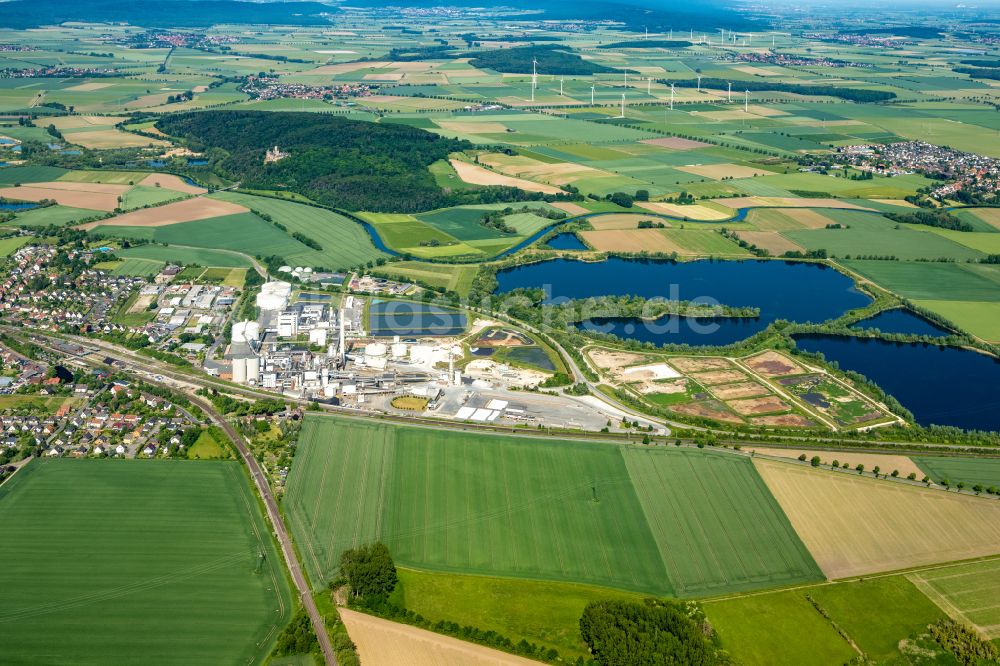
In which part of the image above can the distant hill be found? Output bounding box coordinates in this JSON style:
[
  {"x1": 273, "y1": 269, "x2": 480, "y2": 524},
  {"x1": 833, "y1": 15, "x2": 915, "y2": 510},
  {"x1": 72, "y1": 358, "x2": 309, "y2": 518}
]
[
  {"x1": 156, "y1": 111, "x2": 468, "y2": 213},
  {"x1": 156, "y1": 111, "x2": 564, "y2": 213},
  {"x1": 0, "y1": 0, "x2": 332, "y2": 29}
]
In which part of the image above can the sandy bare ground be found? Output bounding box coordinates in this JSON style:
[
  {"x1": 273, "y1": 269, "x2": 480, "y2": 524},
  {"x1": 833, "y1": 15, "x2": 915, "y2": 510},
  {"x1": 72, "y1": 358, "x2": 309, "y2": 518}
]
[
  {"x1": 587, "y1": 348, "x2": 651, "y2": 372},
  {"x1": 734, "y1": 231, "x2": 804, "y2": 255},
  {"x1": 340, "y1": 609, "x2": 544, "y2": 666},
  {"x1": 689, "y1": 369, "x2": 747, "y2": 385},
  {"x1": 713, "y1": 197, "x2": 872, "y2": 211},
  {"x1": 0, "y1": 182, "x2": 128, "y2": 211},
  {"x1": 710, "y1": 381, "x2": 772, "y2": 400},
  {"x1": 449, "y1": 160, "x2": 562, "y2": 194},
  {"x1": 78, "y1": 197, "x2": 248, "y2": 229},
  {"x1": 669, "y1": 357, "x2": 733, "y2": 373},
  {"x1": 677, "y1": 163, "x2": 775, "y2": 180},
  {"x1": 673, "y1": 400, "x2": 743, "y2": 423},
  {"x1": 635, "y1": 201, "x2": 730, "y2": 221},
  {"x1": 743, "y1": 350, "x2": 806, "y2": 377},
  {"x1": 550, "y1": 201, "x2": 589, "y2": 216},
  {"x1": 726, "y1": 395, "x2": 792, "y2": 416},
  {"x1": 138, "y1": 173, "x2": 206, "y2": 195},
  {"x1": 641, "y1": 137, "x2": 711, "y2": 150},
  {"x1": 750, "y1": 414, "x2": 816, "y2": 427},
  {"x1": 748, "y1": 447, "x2": 925, "y2": 479},
  {"x1": 754, "y1": 459, "x2": 1000, "y2": 579}
]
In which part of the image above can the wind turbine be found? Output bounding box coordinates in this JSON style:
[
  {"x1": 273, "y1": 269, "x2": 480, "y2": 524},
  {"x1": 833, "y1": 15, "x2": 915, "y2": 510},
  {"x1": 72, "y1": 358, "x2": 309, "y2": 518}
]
[
  {"x1": 669, "y1": 28, "x2": 673, "y2": 40},
  {"x1": 744, "y1": 89, "x2": 749, "y2": 113},
  {"x1": 697, "y1": 74, "x2": 702, "y2": 92},
  {"x1": 619, "y1": 92, "x2": 626, "y2": 119},
  {"x1": 670, "y1": 83, "x2": 675, "y2": 111},
  {"x1": 624, "y1": 70, "x2": 628, "y2": 89},
  {"x1": 690, "y1": 28, "x2": 693, "y2": 40},
  {"x1": 560, "y1": 76, "x2": 564, "y2": 96},
  {"x1": 645, "y1": 26, "x2": 649, "y2": 40},
  {"x1": 647, "y1": 77, "x2": 651, "y2": 95},
  {"x1": 727, "y1": 81, "x2": 732, "y2": 103},
  {"x1": 590, "y1": 84, "x2": 595, "y2": 105},
  {"x1": 530, "y1": 57, "x2": 538, "y2": 102}
]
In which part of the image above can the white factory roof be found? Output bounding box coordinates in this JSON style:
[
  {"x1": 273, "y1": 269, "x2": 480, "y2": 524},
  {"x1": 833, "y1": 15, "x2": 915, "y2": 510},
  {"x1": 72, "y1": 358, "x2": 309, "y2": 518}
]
[
  {"x1": 486, "y1": 399, "x2": 508, "y2": 411},
  {"x1": 455, "y1": 406, "x2": 476, "y2": 420}
]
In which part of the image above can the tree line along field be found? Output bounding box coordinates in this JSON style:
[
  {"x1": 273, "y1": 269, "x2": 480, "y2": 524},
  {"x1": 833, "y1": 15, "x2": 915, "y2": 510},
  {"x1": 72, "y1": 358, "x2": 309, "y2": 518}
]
[
  {"x1": 0, "y1": 459, "x2": 293, "y2": 665},
  {"x1": 282, "y1": 415, "x2": 822, "y2": 598}
]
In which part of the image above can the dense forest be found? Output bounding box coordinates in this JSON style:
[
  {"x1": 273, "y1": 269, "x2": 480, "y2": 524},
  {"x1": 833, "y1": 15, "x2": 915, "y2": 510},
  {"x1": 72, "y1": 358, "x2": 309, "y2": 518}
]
[
  {"x1": 598, "y1": 39, "x2": 692, "y2": 49},
  {"x1": 579, "y1": 599, "x2": 730, "y2": 665},
  {"x1": 468, "y1": 45, "x2": 619, "y2": 75},
  {"x1": 671, "y1": 77, "x2": 896, "y2": 102},
  {"x1": 885, "y1": 210, "x2": 974, "y2": 232},
  {"x1": 156, "y1": 111, "x2": 568, "y2": 212},
  {"x1": 954, "y1": 67, "x2": 1000, "y2": 81}
]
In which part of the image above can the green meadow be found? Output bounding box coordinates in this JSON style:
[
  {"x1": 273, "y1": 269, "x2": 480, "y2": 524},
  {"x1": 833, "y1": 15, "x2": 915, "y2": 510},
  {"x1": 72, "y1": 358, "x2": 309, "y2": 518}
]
[
  {"x1": 0, "y1": 459, "x2": 293, "y2": 665},
  {"x1": 283, "y1": 415, "x2": 821, "y2": 598}
]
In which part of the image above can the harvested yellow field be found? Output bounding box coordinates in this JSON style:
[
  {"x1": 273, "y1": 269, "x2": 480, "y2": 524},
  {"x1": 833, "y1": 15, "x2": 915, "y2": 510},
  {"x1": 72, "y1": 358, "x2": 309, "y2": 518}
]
[
  {"x1": 78, "y1": 197, "x2": 248, "y2": 229},
  {"x1": 579, "y1": 229, "x2": 680, "y2": 253},
  {"x1": 449, "y1": 160, "x2": 562, "y2": 194},
  {"x1": 967, "y1": 207, "x2": 1000, "y2": 230},
  {"x1": 437, "y1": 120, "x2": 508, "y2": 134},
  {"x1": 65, "y1": 82, "x2": 115, "y2": 91},
  {"x1": 138, "y1": 173, "x2": 206, "y2": 195},
  {"x1": 754, "y1": 459, "x2": 1000, "y2": 579},
  {"x1": 339, "y1": 608, "x2": 543, "y2": 666},
  {"x1": 68, "y1": 129, "x2": 166, "y2": 149},
  {"x1": 748, "y1": 447, "x2": 925, "y2": 479},
  {"x1": 588, "y1": 213, "x2": 666, "y2": 230},
  {"x1": 641, "y1": 137, "x2": 712, "y2": 150},
  {"x1": 873, "y1": 198, "x2": 917, "y2": 208},
  {"x1": 0, "y1": 182, "x2": 128, "y2": 211},
  {"x1": 735, "y1": 230, "x2": 804, "y2": 254},
  {"x1": 746, "y1": 208, "x2": 834, "y2": 231},
  {"x1": 550, "y1": 201, "x2": 589, "y2": 216},
  {"x1": 635, "y1": 201, "x2": 730, "y2": 220},
  {"x1": 46, "y1": 115, "x2": 127, "y2": 131},
  {"x1": 678, "y1": 163, "x2": 775, "y2": 180}
]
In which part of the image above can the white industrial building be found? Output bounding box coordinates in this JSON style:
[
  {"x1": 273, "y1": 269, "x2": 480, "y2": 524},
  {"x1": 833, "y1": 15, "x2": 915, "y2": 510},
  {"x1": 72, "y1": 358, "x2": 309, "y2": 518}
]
[{"x1": 256, "y1": 281, "x2": 292, "y2": 311}]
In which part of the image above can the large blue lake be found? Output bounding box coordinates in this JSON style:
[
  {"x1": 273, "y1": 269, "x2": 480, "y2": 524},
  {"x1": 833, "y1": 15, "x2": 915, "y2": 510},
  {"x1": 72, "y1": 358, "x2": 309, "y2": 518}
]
[
  {"x1": 794, "y1": 334, "x2": 1000, "y2": 431},
  {"x1": 495, "y1": 258, "x2": 870, "y2": 346}
]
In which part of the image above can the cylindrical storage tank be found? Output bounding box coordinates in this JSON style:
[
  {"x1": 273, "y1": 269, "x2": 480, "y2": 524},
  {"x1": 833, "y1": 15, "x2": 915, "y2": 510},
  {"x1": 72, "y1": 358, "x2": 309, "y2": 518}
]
[
  {"x1": 323, "y1": 385, "x2": 336, "y2": 398},
  {"x1": 231, "y1": 358, "x2": 247, "y2": 384},
  {"x1": 245, "y1": 357, "x2": 260, "y2": 384},
  {"x1": 391, "y1": 343, "x2": 407, "y2": 358}
]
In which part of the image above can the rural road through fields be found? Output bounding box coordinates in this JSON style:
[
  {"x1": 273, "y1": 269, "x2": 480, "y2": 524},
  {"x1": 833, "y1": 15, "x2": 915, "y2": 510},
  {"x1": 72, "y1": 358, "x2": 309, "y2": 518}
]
[{"x1": 188, "y1": 393, "x2": 338, "y2": 666}]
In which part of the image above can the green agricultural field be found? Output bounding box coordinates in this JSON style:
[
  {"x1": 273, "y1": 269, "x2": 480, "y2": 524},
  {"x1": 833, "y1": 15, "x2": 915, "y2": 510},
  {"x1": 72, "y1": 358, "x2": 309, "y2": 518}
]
[
  {"x1": 121, "y1": 185, "x2": 187, "y2": 210},
  {"x1": 912, "y1": 456, "x2": 1000, "y2": 489},
  {"x1": 0, "y1": 165, "x2": 68, "y2": 185},
  {"x1": 57, "y1": 170, "x2": 149, "y2": 185},
  {"x1": 210, "y1": 191, "x2": 388, "y2": 269},
  {"x1": 0, "y1": 394, "x2": 74, "y2": 414},
  {"x1": 117, "y1": 244, "x2": 253, "y2": 269},
  {"x1": 0, "y1": 234, "x2": 31, "y2": 256},
  {"x1": 393, "y1": 568, "x2": 646, "y2": 661},
  {"x1": 908, "y1": 558, "x2": 1000, "y2": 639},
  {"x1": 373, "y1": 260, "x2": 478, "y2": 295},
  {"x1": 283, "y1": 415, "x2": 821, "y2": 598},
  {"x1": 913, "y1": 300, "x2": 1000, "y2": 342},
  {"x1": 9, "y1": 204, "x2": 102, "y2": 227},
  {"x1": 842, "y1": 261, "x2": 1000, "y2": 302},
  {"x1": 786, "y1": 216, "x2": 985, "y2": 261},
  {"x1": 705, "y1": 575, "x2": 947, "y2": 665},
  {"x1": 0, "y1": 459, "x2": 293, "y2": 665},
  {"x1": 111, "y1": 256, "x2": 164, "y2": 277},
  {"x1": 661, "y1": 228, "x2": 750, "y2": 255}
]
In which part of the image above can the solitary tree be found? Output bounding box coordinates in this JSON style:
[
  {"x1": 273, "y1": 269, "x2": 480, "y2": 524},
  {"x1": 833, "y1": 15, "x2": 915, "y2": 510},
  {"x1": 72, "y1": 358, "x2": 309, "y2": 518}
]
[
  {"x1": 810, "y1": 456, "x2": 821, "y2": 468},
  {"x1": 856, "y1": 464, "x2": 865, "y2": 474}
]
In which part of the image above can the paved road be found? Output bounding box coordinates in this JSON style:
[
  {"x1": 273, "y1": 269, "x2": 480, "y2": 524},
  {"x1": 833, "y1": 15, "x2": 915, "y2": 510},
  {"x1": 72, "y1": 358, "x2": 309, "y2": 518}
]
[{"x1": 190, "y1": 393, "x2": 338, "y2": 666}]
